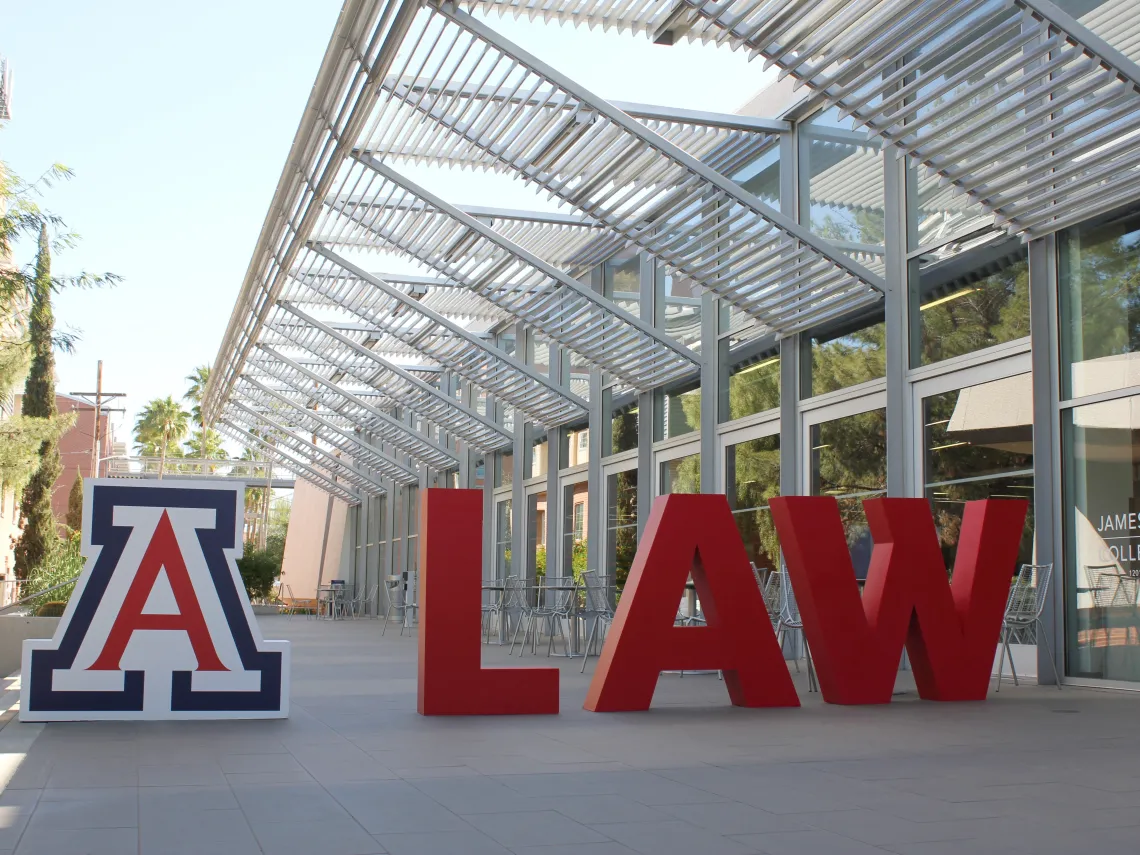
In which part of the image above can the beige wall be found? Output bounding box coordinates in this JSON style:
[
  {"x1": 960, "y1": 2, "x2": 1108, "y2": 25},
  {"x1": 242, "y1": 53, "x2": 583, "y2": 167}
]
[{"x1": 279, "y1": 478, "x2": 348, "y2": 599}]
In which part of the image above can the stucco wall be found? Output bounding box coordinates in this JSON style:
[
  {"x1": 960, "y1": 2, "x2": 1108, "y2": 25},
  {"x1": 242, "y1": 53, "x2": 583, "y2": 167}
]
[
  {"x1": 279, "y1": 479, "x2": 348, "y2": 600},
  {"x1": 0, "y1": 617, "x2": 59, "y2": 676}
]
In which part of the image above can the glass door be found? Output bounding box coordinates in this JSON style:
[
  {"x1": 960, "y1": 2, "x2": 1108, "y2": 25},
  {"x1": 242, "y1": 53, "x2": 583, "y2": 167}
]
[{"x1": 720, "y1": 419, "x2": 781, "y2": 576}]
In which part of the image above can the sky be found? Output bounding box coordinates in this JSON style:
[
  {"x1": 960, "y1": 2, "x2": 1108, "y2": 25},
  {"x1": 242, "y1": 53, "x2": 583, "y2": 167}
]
[{"x1": 2, "y1": 2, "x2": 770, "y2": 454}]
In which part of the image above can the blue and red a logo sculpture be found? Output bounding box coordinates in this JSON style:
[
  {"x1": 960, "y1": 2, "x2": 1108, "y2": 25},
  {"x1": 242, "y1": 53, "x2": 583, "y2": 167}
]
[{"x1": 21, "y1": 480, "x2": 290, "y2": 721}]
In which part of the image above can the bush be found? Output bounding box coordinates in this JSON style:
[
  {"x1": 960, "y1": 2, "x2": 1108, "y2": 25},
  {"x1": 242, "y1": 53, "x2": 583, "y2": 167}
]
[
  {"x1": 236, "y1": 542, "x2": 280, "y2": 602},
  {"x1": 22, "y1": 532, "x2": 84, "y2": 611},
  {"x1": 35, "y1": 601, "x2": 67, "y2": 617}
]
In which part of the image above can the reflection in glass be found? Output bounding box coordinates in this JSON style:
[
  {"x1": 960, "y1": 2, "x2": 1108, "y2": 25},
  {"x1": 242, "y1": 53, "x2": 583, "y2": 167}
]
[
  {"x1": 657, "y1": 266, "x2": 702, "y2": 351},
  {"x1": 660, "y1": 452, "x2": 701, "y2": 495},
  {"x1": 562, "y1": 482, "x2": 588, "y2": 582},
  {"x1": 655, "y1": 380, "x2": 701, "y2": 440},
  {"x1": 606, "y1": 386, "x2": 638, "y2": 455},
  {"x1": 606, "y1": 470, "x2": 637, "y2": 590},
  {"x1": 911, "y1": 235, "x2": 1029, "y2": 366},
  {"x1": 406, "y1": 486, "x2": 419, "y2": 574},
  {"x1": 1064, "y1": 395, "x2": 1140, "y2": 681},
  {"x1": 802, "y1": 108, "x2": 885, "y2": 276},
  {"x1": 495, "y1": 451, "x2": 513, "y2": 488},
  {"x1": 527, "y1": 491, "x2": 547, "y2": 580},
  {"x1": 907, "y1": 169, "x2": 992, "y2": 251},
  {"x1": 527, "y1": 335, "x2": 551, "y2": 378},
  {"x1": 803, "y1": 312, "x2": 886, "y2": 398},
  {"x1": 604, "y1": 254, "x2": 641, "y2": 318},
  {"x1": 810, "y1": 408, "x2": 887, "y2": 579},
  {"x1": 560, "y1": 423, "x2": 590, "y2": 469},
  {"x1": 721, "y1": 346, "x2": 779, "y2": 423},
  {"x1": 923, "y1": 374, "x2": 1034, "y2": 572},
  {"x1": 1060, "y1": 208, "x2": 1140, "y2": 400},
  {"x1": 726, "y1": 435, "x2": 780, "y2": 572},
  {"x1": 495, "y1": 498, "x2": 512, "y2": 578},
  {"x1": 526, "y1": 429, "x2": 548, "y2": 480}
]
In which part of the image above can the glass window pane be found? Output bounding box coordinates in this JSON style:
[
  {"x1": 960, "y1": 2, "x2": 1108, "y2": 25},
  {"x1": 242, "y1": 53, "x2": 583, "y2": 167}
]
[
  {"x1": 660, "y1": 452, "x2": 701, "y2": 495},
  {"x1": 721, "y1": 340, "x2": 779, "y2": 423},
  {"x1": 606, "y1": 470, "x2": 637, "y2": 590},
  {"x1": 810, "y1": 407, "x2": 887, "y2": 579},
  {"x1": 802, "y1": 108, "x2": 886, "y2": 277},
  {"x1": 726, "y1": 435, "x2": 780, "y2": 572},
  {"x1": 495, "y1": 451, "x2": 513, "y2": 488},
  {"x1": 606, "y1": 387, "x2": 639, "y2": 455},
  {"x1": 657, "y1": 266, "x2": 702, "y2": 352},
  {"x1": 1063, "y1": 395, "x2": 1140, "y2": 681},
  {"x1": 527, "y1": 335, "x2": 551, "y2": 378},
  {"x1": 908, "y1": 169, "x2": 993, "y2": 251},
  {"x1": 495, "y1": 498, "x2": 512, "y2": 579},
  {"x1": 923, "y1": 374, "x2": 1035, "y2": 572},
  {"x1": 563, "y1": 482, "x2": 588, "y2": 582},
  {"x1": 803, "y1": 311, "x2": 886, "y2": 398},
  {"x1": 1060, "y1": 209, "x2": 1140, "y2": 400},
  {"x1": 527, "y1": 491, "x2": 547, "y2": 579},
  {"x1": 526, "y1": 429, "x2": 548, "y2": 480},
  {"x1": 654, "y1": 380, "x2": 701, "y2": 441},
  {"x1": 604, "y1": 254, "x2": 641, "y2": 318},
  {"x1": 559, "y1": 423, "x2": 589, "y2": 469},
  {"x1": 911, "y1": 235, "x2": 1030, "y2": 367}
]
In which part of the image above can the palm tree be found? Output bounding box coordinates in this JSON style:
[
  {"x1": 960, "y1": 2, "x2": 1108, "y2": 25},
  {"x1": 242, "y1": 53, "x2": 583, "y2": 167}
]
[
  {"x1": 135, "y1": 397, "x2": 190, "y2": 479},
  {"x1": 184, "y1": 365, "x2": 210, "y2": 453}
]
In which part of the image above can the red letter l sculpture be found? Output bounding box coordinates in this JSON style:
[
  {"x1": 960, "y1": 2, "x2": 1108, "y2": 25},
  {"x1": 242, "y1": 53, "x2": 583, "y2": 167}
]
[{"x1": 417, "y1": 489, "x2": 558, "y2": 715}]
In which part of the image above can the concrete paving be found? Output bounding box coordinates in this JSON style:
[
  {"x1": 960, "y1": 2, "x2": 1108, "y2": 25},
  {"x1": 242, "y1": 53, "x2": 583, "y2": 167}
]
[{"x1": 0, "y1": 615, "x2": 1137, "y2": 854}]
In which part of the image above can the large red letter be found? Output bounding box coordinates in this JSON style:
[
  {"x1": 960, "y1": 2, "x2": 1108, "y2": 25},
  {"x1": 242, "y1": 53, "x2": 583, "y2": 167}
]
[
  {"x1": 417, "y1": 489, "x2": 558, "y2": 715},
  {"x1": 584, "y1": 494, "x2": 799, "y2": 712},
  {"x1": 770, "y1": 497, "x2": 1027, "y2": 704},
  {"x1": 91, "y1": 510, "x2": 227, "y2": 672}
]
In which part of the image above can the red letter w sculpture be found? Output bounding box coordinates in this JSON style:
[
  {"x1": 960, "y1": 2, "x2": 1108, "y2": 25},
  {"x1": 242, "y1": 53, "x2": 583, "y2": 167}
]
[{"x1": 769, "y1": 497, "x2": 1027, "y2": 704}]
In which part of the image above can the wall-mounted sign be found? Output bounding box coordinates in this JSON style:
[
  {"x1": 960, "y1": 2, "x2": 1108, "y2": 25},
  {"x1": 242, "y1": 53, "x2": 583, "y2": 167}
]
[{"x1": 21, "y1": 480, "x2": 290, "y2": 721}]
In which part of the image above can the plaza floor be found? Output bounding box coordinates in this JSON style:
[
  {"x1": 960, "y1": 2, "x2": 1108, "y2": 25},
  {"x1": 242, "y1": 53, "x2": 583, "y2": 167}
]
[{"x1": 0, "y1": 616, "x2": 1137, "y2": 854}]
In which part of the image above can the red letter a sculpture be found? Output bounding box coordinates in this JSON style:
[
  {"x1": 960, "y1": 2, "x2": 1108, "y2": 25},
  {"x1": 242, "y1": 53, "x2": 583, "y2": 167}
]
[
  {"x1": 585, "y1": 494, "x2": 799, "y2": 712},
  {"x1": 770, "y1": 497, "x2": 1027, "y2": 704},
  {"x1": 417, "y1": 489, "x2": 558, "y2": 715}
]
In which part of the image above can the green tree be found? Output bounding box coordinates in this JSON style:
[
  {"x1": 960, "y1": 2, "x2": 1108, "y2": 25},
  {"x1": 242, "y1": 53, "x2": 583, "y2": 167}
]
[
  {"x1": 183, "y1": 427, "x2": 225, "y2": 461},
  {"x1": 66, "y1": 472, "x2": 83, "y2": 532},
  {"x1": 183, "y1": 364, "x2": 213, "y2": 460},
  {"x1": 134, "y1": 396, "x2": 190, "y2": 478},
  {"x1": 14, "y1": 227, "x2": 63, "y2": 579}
]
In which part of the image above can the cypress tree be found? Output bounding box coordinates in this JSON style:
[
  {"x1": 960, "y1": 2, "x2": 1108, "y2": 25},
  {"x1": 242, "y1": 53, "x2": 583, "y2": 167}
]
[
  {"x1": 14, "y1": 226, "x2": 62, "y2": 578},
  {"x1": 66, "y1": 472, "x2": 83, "y2": 532}
]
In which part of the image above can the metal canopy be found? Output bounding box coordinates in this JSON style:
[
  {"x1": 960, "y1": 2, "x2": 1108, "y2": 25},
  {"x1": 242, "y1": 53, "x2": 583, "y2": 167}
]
[
  {"x1": 471, "y1": 0, "x2": 1140, "y2": 240},
  {"x1": 320, "y1": 155, "x2": 699, "y2": 388},
  {"x1": 367, "y1": 77, "x2": 784, "y2": 180},
  {"x1": 354, "y1": 3, "x2": 883, "y2": 333},
  {"x1": 268, "y1": 300, "x2": 512, "y2": 450},
  {"x1": 283, "y1": 248, "x2": 588, "y2": 426},
  {"x1": 225, "y1": 402, "x2": 388, "y2": 497},
  {"x1": 215, "y1": 421, "x2": 363, "y2": 506},
  {"x1": 235, "y1": 376, "x2": 422, "y2": 484},
  {"x1": 248, "y1": 347, "x2": 460, "y2": 469}
]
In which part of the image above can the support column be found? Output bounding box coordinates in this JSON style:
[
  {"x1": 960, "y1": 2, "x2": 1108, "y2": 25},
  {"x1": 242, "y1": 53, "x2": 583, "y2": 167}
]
[
  {"x1": 1030, "y1": 233, "x2": 1062, "y2": 685},
  {"x1": 883, "y1": 154, "x2": 911, "y2": 497},
  {"x1": 637, "y1": 254, "x2": 655, "y2": 537},
  {"x1": 700, "y1": 291, "x2": 720, "y2": 494}
]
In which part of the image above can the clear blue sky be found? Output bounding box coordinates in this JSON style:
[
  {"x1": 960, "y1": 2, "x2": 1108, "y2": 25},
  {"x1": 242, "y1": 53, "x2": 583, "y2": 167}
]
[{"x1": 2, "y1": 2, "x2": 767, "y2": 452}]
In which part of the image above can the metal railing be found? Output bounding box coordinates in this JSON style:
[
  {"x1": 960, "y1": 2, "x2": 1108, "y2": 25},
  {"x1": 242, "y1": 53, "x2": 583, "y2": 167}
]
[{"x1": 103, "y1": 456, "x2": 294, "y2": 483}]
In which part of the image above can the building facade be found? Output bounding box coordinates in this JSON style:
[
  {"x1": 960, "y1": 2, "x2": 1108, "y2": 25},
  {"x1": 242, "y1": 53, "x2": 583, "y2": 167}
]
[{"x1": 208, "y1": 0, "x2": 1140, "y2": 689}]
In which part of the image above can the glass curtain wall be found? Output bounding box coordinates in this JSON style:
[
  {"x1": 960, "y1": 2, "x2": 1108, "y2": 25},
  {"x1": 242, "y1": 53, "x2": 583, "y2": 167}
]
[
  {"x1": 562, "y1": 481, "x2": 588, "y2": 581},
  {"x1": 660, "y1": 453, "x2": 701, "y2": 495},
  {"x1": 1061, "y1": 207, "x2": 1140, "y2": 682},
  {"x1": 495, "y1": 498, "x2": 512, "y2": 579}
]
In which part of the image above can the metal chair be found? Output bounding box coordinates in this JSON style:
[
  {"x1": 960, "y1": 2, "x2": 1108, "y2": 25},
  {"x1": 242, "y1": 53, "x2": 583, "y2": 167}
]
[
  {"x1": 399, "y1": 571, "x2": 418, "y2": 636},
  {"x1": 481, "y1": 576, "x2": 509, "y2": 643},
  {"x1": 776, "y1": 568, "x2": 817, "y2": 692},
  {"x1": 755, "y1": 564, "x2": 781, "y2": 632},
  {"x1": 996, "y1": 562, "x2": 1060, "y2": 691},
  {"x1": 580, "y1": 570, "x2": 615, "y2": 672},
  {"x1": 350, "y1": 584, "x2": 376, "y2": 619},
  {"x1": 380, "y1": 574, "x2": 402, "y2": 635},
  {"x1": 507, "y1": 576, "x2": 536, "y2": 654}
]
